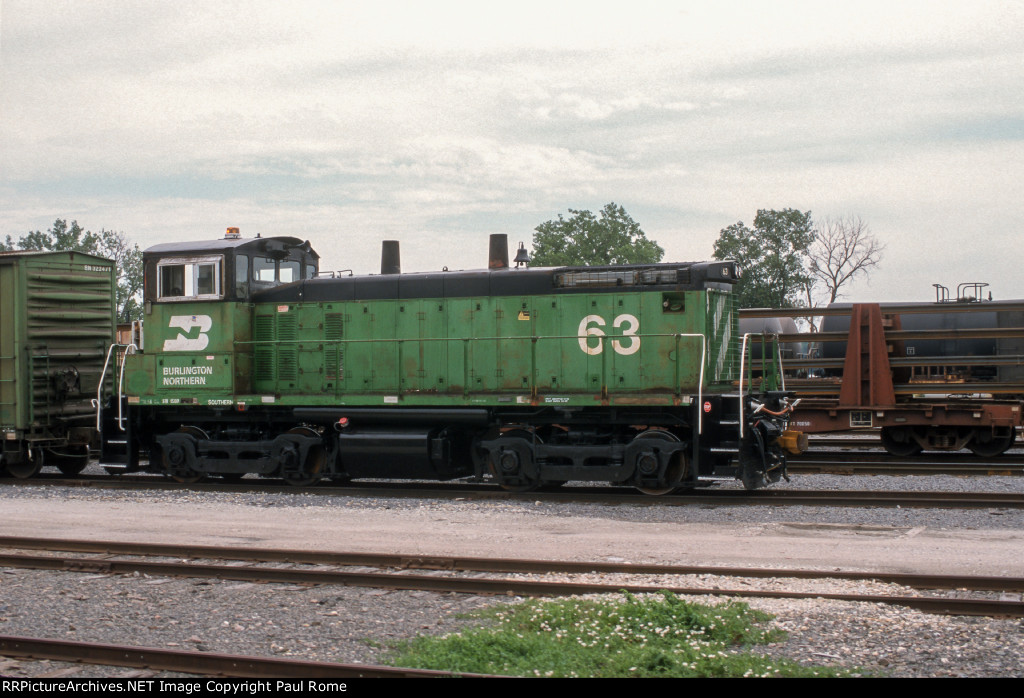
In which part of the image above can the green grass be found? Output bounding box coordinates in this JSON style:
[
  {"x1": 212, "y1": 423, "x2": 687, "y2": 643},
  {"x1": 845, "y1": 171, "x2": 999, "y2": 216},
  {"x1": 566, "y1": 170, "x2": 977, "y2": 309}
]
[{"x1": 386, "y1": 591, "x2": 850, "y2": 677}]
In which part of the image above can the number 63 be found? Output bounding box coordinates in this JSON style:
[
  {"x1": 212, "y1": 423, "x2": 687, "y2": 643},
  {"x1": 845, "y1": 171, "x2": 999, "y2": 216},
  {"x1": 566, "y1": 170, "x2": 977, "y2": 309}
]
[{"x1": 577, "y1": 314, "x2": 640, "y2": 355}]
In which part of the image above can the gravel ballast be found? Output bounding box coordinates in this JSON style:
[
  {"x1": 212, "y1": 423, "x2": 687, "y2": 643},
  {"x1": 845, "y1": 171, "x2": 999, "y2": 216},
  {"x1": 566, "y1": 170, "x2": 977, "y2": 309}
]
[{"x1": 1, "y1": 473, "x2": 1023, "y2": 678}]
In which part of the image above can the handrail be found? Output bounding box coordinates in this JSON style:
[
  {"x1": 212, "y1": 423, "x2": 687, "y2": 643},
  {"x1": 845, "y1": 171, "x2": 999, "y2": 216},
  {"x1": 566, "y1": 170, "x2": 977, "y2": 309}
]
[
  {"x1": 674, "y1": 334, "x2": 705, "y2": 434},
  {"x1": 738, "y1": 332, "x2": 784, "y2": 439},
  {"x1": 739, "y1": 334, "x2": 749, "y2": 439},
  {"x1": 93, "y1": 343, "x2": 137, "y2": 433},
  {"x1": 116, "y1": 344, "x2": 138, "y2": 431}
]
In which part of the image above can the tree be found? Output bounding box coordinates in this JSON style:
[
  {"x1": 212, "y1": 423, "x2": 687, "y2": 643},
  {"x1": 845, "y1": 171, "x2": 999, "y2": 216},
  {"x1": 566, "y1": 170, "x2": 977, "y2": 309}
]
[
  {"x1": 712, "y1": 209, "x2": 815, "y2": 308},
  {"x1": 2, "y1": 219, "x2": 144, "y2": 322},
  {"x1": 805, "y1": 215, "x2": 884, "y2": 305},
  {"x1": 531, "y1": 203, "x2": 664, "y2": 266}
]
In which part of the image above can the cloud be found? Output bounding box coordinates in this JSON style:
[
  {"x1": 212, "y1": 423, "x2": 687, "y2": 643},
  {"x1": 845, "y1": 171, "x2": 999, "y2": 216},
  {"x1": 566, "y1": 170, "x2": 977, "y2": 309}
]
[{"x1": 1, "y1": 1, "x2": 1023, "y2": 301}]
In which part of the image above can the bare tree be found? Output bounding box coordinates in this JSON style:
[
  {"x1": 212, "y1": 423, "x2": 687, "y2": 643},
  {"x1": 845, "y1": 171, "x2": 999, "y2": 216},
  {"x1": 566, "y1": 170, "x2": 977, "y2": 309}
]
[{"x1": 807, "y1": 215, "x2": 884, "y2": 305}]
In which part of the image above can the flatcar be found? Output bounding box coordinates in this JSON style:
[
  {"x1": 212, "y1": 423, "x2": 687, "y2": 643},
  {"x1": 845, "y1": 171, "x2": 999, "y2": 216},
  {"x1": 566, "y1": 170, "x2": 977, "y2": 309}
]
[
  {"x1": 0, "y1": 250, "x2": 116, "y2": 477},
  {"x1": 766, "y1": 285, "x2": 1024, "y2": 457},
  {"x1": 99, "y1": 229, "x2": 804, "y2": 492}
]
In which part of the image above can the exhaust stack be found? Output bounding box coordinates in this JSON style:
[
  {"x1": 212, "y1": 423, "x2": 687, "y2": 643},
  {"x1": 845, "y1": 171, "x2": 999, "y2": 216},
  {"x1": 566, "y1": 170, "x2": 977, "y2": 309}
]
[
  {"x1": 488, "y1": 234, "x2": 509, "y2": 269},
  {"x1": 381, "y1": 240, "x2": 401, "y2": 275}
]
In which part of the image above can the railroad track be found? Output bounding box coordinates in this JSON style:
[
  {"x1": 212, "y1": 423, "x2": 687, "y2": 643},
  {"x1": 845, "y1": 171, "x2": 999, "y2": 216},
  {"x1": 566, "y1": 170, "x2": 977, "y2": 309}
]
[
  {"x1": 0, "y1": 636, "x2": 492, "y2": 678},
  {"x1": 0, "y1": 537, "x2": 1021, "y2": 619},
  {"x1": 4, "y1": 473, "x2": 1024, "y2": 508}
]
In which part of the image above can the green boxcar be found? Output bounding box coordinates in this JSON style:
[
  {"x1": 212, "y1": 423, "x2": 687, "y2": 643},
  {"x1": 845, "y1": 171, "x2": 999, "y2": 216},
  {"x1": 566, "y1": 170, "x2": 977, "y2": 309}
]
[
  {"x1": 112, "y1": 233, "x2": 799, "y2": 492},
  {"x1": 0, "y1": 251, "x2": 116, "y2": 477}
]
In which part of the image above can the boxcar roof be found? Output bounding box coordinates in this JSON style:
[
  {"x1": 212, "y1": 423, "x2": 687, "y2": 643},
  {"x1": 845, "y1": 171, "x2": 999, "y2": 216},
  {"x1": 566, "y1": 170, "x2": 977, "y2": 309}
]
[{"x1": 0, "y1": 249, "x2": 111, "y2": 264}]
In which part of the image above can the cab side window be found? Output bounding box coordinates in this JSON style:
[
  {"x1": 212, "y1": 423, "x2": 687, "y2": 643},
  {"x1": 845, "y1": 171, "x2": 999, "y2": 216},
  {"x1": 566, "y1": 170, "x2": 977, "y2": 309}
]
[
  {"x1": 160, "y1": 264, "x2": 186, "y2": 298},
  {"x1": 157, "y1": 256, "x2": 224, "y2": 300}
]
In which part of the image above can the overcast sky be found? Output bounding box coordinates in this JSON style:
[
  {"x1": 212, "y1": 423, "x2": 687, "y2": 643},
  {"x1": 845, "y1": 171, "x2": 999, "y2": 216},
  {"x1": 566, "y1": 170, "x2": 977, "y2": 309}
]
[{"x1": 2, "y1": 0, "x2": 1022, "y2": 302}]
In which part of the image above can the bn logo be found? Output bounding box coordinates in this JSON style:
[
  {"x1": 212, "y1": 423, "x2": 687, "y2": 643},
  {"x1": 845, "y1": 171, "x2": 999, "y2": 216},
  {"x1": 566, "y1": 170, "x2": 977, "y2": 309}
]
[{"x1": 163, "y1": 315, "x2": 213, "y2": 351}]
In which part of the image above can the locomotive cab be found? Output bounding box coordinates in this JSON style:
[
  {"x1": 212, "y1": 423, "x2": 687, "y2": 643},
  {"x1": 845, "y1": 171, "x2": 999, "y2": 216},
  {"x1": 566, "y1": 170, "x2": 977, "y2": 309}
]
[
  {"x1": 143, "y1": 228, "x2": 319, "y2": 305},
  {"x1": 107, "y1": 230, "x2": 321, "y2": 474}
]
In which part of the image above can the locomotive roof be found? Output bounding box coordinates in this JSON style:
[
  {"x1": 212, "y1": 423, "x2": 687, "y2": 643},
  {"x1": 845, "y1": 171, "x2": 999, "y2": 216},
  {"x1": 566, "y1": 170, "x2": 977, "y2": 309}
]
[
  {"x1": 253, "y1": 260, "x2": 737, "y2": 303},
  {"x1": 144, "y1": 236, "x2": 317, "y2": 260}
]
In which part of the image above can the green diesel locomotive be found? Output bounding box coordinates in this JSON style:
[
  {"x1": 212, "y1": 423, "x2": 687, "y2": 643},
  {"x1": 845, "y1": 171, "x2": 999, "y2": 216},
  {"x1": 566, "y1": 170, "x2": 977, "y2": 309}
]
[{"x1": 102, "y1": 229, "x2": 802, "y2": 492}]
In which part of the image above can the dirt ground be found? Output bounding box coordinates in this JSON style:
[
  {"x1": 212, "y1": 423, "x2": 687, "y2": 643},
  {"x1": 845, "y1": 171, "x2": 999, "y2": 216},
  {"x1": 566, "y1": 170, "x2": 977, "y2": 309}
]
[{"x1": 3, "y1": 494, "x2": 1022, "y2": 576}]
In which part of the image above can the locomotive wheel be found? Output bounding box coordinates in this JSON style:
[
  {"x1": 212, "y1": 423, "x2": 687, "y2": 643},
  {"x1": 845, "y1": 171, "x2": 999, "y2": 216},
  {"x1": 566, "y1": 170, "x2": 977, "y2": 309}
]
[
  {"x1": 487, "y1": 428, "x2": 541, "y2": 492},
  {"x1": 968, "y1": 427, "x2": 1016, "y2": 458},
  {"x1": 632, "y1": 430, "x2": 686, "y2": 495},
  {"x1": 5, "y1": 447, "x2": 43, "y2": 479},
  {"x1": 740, "y1": 426, "x2": 769, "y2": 491},
  {"x1": 880, "y1": 427, "x2": 923, "y2": 457},
  {"x1": 163, "y1": 426, "x2": 207, "y2": 484},
  {"x1": 49, "y1": 445, "x2": 90, "y2": 476},
  {"x1": 280, "y1": 427, "x2": 326, "y2": 487}
]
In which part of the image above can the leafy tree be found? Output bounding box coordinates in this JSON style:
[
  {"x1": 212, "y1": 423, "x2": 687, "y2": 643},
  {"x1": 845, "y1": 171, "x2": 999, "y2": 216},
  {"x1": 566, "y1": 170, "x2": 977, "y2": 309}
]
[
  {"x1": 712, "y1": 209, "x2": 815, "y2": 308},
  {"x1": 531, "y1": 203, "x2": 664, "y2": 266},
  {"x1": 2, "y1": 219, "x2": 144, "y2": 322}
]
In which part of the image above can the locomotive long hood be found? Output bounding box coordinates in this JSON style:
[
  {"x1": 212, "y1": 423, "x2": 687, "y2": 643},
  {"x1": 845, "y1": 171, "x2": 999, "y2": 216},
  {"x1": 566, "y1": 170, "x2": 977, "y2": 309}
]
[{"x1": 253, "y1": 261, "x2": 738, "y2": 304}]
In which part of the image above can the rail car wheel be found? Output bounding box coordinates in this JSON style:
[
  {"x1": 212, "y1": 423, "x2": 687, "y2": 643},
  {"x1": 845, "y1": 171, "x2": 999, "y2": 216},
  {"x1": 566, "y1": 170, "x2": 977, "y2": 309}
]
[
  {"x1": 880, "y1": 427, "x2": 923, "y2": 457},
  {"x1": 968, "y1": 427, "x2": 1016, "y2": 458},
  {"x1": 163, "y1": 427, "x2": 207, "y2": 483},
  {"x1": 487, "y1": 428, "x2": 541, "y2": 492},
  {"x1": 632, "y1": 430, "x2": 687, "y2": 496},
  {"x1": 278, "y1": 427, "x2": 326, "y2": 487},
  {"x1": 49, "y1": 445, "x2": 90, "y2": 476},
  {"x1": 5, "y1": 447, "x2": 43, "y2": 479}
]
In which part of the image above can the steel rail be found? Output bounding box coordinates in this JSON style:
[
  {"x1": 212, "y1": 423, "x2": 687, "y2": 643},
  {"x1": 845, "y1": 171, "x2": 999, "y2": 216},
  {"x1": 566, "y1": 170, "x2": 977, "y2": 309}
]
[
  {"x1": 728, "y1": 489, "x2": 1024, "y2": 507},
  {"x1": 770, "y1": 381, "x2": 1024, "y2": 396},
  {"x1": 791, "y1": 450, "x2": 1024, "y2": 465},
  {"x1": 0, "y1": 635, "x2": 493, "y2": 678},
  {"x1": 741, "y1": 301, "x2": 1024, "y2": 317},
  {"x1": 788, "y1": 462, "x2": 1024, "y2": 477},
  {"x1": 0, "y1": 551, "x2": 1019, "y2": 618},
  {"x1": 763, "y1": 328, "x2": 1024, "y2": 343},
  {"x1": 0, "y1": 536, "x2": 1021, "y2": 592},
  {"x1": 3, "y1": 474, "x2": 1023, "y2": 507}
]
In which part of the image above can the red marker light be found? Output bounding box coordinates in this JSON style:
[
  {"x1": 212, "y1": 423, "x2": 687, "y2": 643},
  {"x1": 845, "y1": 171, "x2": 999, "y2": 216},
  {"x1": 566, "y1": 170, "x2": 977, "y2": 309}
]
[{"x1": 337, "y1": 417, "x2": 349, "y2": 428}]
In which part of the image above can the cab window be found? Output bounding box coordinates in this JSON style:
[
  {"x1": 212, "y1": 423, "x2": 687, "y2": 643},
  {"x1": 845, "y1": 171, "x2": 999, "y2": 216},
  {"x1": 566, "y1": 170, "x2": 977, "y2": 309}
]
[
  {"x1": 157, "y1": 256, "x2": 223, "y2": 300},
  {"x1": 235, "y1": 254, "x2": 249, "y2": 296},
  {"x1": 251, "y1": 257, "x2": 314, "y2": 285},
  {"x1": 280, "y1": 260, "x2": 300, "y2": 283},
  {"x1": 254, "y1": 257, "x2": 277, "y2": 282}
]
